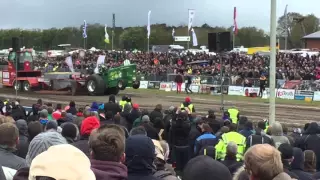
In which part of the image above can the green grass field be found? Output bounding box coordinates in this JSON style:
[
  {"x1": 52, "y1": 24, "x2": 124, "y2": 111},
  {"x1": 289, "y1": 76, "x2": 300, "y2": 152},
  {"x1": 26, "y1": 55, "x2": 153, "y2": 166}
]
[{"x1": 123, "y1": 89, "x2": 320, "y2": 107}]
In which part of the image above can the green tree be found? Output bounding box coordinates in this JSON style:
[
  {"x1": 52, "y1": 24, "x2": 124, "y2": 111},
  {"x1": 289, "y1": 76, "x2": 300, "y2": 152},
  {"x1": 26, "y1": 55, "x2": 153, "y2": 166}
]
[{"x1": 119, "y1": 27, "x2": 146, "y2": 50}]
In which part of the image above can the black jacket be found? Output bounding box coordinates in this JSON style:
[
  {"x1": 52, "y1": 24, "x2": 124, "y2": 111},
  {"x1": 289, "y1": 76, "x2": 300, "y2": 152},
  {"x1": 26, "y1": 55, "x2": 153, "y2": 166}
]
[
  {"x1": 16, "y1": 120, "x2": 29, "y2": 159},
  {"x1": 295, "y1": 122, "x2": 320, "y2": 170},
  {"x1": 71, "y1": 136, "x2": 90, "y2": 157},
  {"x1": 149, "y1": 109, "x2": 163, "y2": 124},
  {"x1": 104, "y1": 102, "x2": 122, "y2": 117},
  {"x1": 170, "y1": 119, "x2": 191, "y2": 146},
  {"x1": 66, "y1": 106, "x2": 77, "y2": 115},
  {"x1": 291, "y1": 148, "x2": 313, "y2": 180}
]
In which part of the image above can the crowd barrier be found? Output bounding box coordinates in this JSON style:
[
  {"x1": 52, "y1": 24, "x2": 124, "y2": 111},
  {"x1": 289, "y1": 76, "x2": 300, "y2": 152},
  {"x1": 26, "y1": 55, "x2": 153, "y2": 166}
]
[{"x1": 138, "y1": 81, "x2": 320, "y2": 102}]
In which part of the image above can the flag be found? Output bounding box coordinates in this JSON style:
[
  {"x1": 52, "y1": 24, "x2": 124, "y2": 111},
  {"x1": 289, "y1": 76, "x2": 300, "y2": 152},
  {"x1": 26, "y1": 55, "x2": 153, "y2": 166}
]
[
  {"x1": 147, "y1": 10, "x2": 151, "y2": 39},
  {"x1": 65, "y1": 56, "x2": 74, "y2": 73},
  {"x1": 83, "y1": 20, "x2": 87, "y2": 38},
  {"x1": 172, "y1": 28, "x2": 175, "y2": 38},
  {"x1": 191, "y1": 28, "x2": 198, "y2": 46},
  {"x1": 188, "y1": 9, "x2": 195, "y2": 31},
  {"x1": 104, "y1": 24, "x2": 110, "y2": 44},
  {"x1": 233, "y1": 7, "x2": 238, "y2": 36}
]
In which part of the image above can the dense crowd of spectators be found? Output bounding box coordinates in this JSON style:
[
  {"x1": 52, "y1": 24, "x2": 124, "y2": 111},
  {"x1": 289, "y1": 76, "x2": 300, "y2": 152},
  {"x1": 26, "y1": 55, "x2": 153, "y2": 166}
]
[
  {"x1": 0, "y1": 96, "x2": 319, "y2": 180},
  {"x1": 1, "y1": 50, "x2": 320, "y2": 83}
]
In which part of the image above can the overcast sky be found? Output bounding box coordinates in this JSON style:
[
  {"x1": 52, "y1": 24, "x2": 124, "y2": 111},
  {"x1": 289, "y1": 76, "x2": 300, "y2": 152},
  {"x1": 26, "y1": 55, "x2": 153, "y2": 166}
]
[{"x1": 1, "y1": 0, "x2": 319, "y2": 31}]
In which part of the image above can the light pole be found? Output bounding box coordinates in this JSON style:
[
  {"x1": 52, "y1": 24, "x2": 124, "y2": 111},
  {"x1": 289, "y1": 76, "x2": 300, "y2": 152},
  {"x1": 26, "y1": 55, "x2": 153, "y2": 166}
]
[{"x1": 269, "y1": 0, "x2": 277, "y2": 125}]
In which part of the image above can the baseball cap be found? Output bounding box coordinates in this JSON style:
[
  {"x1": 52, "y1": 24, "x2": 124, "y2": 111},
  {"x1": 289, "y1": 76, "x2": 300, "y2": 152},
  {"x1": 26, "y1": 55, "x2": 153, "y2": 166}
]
[{"x1": 29, "y1": 144, "x2": 95, "y2": 180}]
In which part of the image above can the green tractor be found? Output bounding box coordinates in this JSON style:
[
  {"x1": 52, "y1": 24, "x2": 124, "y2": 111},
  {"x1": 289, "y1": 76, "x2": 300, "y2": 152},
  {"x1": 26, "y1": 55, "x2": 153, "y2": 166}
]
[{"x1": 85, "y1": 63, "x2": 140, "y2": 96}]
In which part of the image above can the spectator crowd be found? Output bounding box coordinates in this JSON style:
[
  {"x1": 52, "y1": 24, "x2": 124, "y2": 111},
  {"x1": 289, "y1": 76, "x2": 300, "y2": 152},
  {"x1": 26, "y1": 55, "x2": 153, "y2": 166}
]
[
  {"x1": 0, "y1": 95, "x2": 319, "y2": 180},
  {"x1": 1, "y1": 50, "x2": 320, "y2": 82}
]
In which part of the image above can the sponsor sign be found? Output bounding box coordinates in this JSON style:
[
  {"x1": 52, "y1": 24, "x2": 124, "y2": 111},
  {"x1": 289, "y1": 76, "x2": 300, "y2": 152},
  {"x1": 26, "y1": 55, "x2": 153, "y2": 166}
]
[
  {"x1": 191, "y1": 85, "x2": 200, "y2": 93},
  {"x1": 313, "y1": 91, "x2": 320, "y2": 101},
  {"x1": 159, "y1": 82, "x2": 172, "y2": 91},
  {"x1": 147, "y1": 81, "x2": 160, "y2": 89},
  {"x1": 174, "y1": 36, "x2": 190, "y2": 42},
  {"x1": 139, "y1": 81, "x2": 148, "y2": 89},
  {"x1": 228, "y1": 86, "x2": 244, "y2": 96},
  {"x1": 243, "y1": 87, "x2": 260, "y2": 97},
  {"x1": 0, "y1": 70, "x2": 2, "y2": 84},
  {"x1": 276, "y1": 89, "x2": 295, "y2": 100},
  {"x1": 294, "y1": 90, "x2": 314, "y2": 100},
  {"x1": 171, "y1": 82, "x2": 186, "y2": 91}
]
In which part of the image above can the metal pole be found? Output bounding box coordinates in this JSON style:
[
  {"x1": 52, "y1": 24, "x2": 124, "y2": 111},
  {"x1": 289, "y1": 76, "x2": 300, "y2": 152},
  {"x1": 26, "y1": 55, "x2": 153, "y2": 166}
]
[
  {"x1": 112, "y1": 32, "x2": 114, "y2": 50},
  {"x1": 269, "y1": 0, "x2": 277, "y2": 125},
  {"x1": 147, "y1": 38, "x2": 149, "y2": 53},
  {"x1": 232, "y1": 31, "x2": 235, "y2": 49},
  {"x1": 220, "y1": 58, "x2": 224, "y2": 112},
  {"x1": 187, "y1": 31, "x2": 190, "y2": 49}
]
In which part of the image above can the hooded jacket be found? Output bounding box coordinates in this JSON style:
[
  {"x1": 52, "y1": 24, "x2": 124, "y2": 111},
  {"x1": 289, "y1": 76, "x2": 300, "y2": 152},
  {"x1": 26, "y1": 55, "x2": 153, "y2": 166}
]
[
  {"x1": 91, "y1": 159, "x2": 128, "y2": 180},
  {"x1": 295, "y1": 122, "x2": 320, "y2": 170},
  {"x1": 270, "y1": 122, "x2": 290, "y2": 148},
  {"x1": 149, "y1": 108, "x2": 163, "y2": 124},
  {"x1": 104, "y1": 95, "x2": 122, "y2": 116},
  {"x1": 125, "y1": 135, "x2": 159, "y2": 180},
  {"x1": 291, "y1": 148, "x2": 313, "y2": 180},
  {"x1": 16, "y1": 120, "x2": 29, "y2": 159}
]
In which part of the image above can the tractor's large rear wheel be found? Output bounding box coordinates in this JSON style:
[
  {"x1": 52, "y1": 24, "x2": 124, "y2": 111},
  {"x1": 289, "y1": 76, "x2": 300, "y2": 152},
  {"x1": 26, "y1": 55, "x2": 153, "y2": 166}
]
[
  {"x1": 13, "y1": 81, "x2": 22, "y2": 91},
  {"x1": 22, "y1": 81, "x2": 31, "y2": 92},
  {"x1": 85, "y1": 75, "x2": 106, "y2": 96},
  {"x1": 132, "y1": 80, "x2": 140, "y2": 89}
]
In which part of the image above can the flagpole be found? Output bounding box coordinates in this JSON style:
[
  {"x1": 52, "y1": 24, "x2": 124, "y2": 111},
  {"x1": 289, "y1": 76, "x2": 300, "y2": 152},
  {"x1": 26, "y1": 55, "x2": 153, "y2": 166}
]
[
  {"x1": 112, "y1": 32, "x2": 114, "y2": 50},
  {"x1": 232, "y1": 28, "x2": 235, "y2": 49},
  {"x1": 284, "y1": 5, "x2": 288, "y2": 50},
  {"x1": 147, "y1": 38, "x2": 149, "y2": 53},
  {"x1": 187, "y1": 9, "x2": 190, "y2": 49}
]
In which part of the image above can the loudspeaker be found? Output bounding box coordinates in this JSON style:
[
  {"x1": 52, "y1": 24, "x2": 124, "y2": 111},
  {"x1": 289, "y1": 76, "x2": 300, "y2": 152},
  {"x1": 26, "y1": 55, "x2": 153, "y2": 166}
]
[
  {"x1": 208, "y1": 33, "x2": 217, "y2": 52},
  {"x1": 12, "y1": 37, "x2": 20, "y2": 51},
  {"x1": 208, "y1": 32, "x2": 232, "y2": 52},
  {"x1": 218, "y1": 32, "x2": 231, "y2": 51}
]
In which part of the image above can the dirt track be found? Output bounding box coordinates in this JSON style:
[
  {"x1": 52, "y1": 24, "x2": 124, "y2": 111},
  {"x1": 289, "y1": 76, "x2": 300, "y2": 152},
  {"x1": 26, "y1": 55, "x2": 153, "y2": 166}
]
[{"x1": 0, "y1": 88, "x2": 317, "y2": 128}]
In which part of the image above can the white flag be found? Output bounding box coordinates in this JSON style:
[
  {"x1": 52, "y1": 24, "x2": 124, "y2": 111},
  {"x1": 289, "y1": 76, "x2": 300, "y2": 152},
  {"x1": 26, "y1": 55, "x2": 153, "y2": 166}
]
[
  {"x1": 191, "y1": 28, "x2": 198, "y2": 46},
  {"x1": 65, "y1": 56, "x2": 74, "y2": 73},
  {"x1": 172, "y1": 28, "x2": 175, "y2": 38},
  {"x1": 94, "y1": 55, "x2": 106, "y2": 74},
  {"x1": 188, "y1": 9, "x2": 195, "y2": 31},
  {"x1": 147, "y1": 10, "x2": 151, "y2": 39},
  {"x1": 104, "y1": 24, "x2": 110, "y2": 44}
]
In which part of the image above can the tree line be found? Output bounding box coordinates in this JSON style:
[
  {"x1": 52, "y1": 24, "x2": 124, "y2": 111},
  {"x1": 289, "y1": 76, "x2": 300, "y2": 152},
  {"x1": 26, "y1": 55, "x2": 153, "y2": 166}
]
[{"x1": 0, "y1": 12, "x2": 318, "y2": 51}]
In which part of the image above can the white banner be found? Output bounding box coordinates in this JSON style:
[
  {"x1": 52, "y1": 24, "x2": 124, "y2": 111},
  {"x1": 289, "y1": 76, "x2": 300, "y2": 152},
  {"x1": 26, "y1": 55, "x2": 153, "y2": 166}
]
[
  {"x1": 191, "y1": 85, "x2": 200, "y2": 93},
  {"x1": 313, "y1": 91, "x2": 320, "y2": 101},
  {"x1": 65, "y1": 56, "x2": 74, "y2": 73},
  {"x1": 188, "y1": 9, "x2": 195, "y2": 31},
  {"x1": 174, "y1": 36, "x2": 190, "y2": 42},
  {"x1": 228, "y1": 86, "x2": 244, "y2": 96},
  {"x1": 243, "y1": 87, "x2": 260, "y2": 96},
  {"x1": 94, "y1": 55, "x2": 106, "y2": 74},
  {"x1": 159, "y1": 82, "x2": 172, "y2": 91},
  {"x1": 276, "y1": 89, "x2": 295, "y2": 100},
  {"x1": 147, "y1": 10, "x2": 151, "y2": 39},
  {"x1": 139, "y1": 81, "x2": 148, "y2": 89}
]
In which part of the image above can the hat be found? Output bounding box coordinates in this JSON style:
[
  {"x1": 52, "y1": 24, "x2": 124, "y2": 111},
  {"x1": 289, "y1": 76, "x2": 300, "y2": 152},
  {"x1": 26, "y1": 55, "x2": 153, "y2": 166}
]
[
  {"x1": 80, "y1": 116, "x2": 100, "y2": 136},
  {"x1": 152, "y1": 140, "x2": 165, "y2": 161},
  {"x1": 185, "y1": 97, "x2": 191, "y2": 102},
  {"x1": 45, "y1": 120, "x2": 58, "y2": 131},
  {"x1": 132, "y1": 103, "x2": 139, "y2": 109},
  {"x1": 168, "y1": 106, "x2": 175, "y2": 112},
  {"x1": 278, "y1": 143, "x2": 293, "y2": 160},
  {"x1": 183, "y1": 156, "x2": 232, "y2": 180},
  {"x1": 39, "y1": 109, "x2": 48, "y2": 118},
  {"x1": 62, "y1": 123, "x2": 78, "y2": 139},
  {"x1": 29, "y1": 144, "x2": 95, "y2": 180},
  {"x1": 26, "y1": 131, "x2": 68, "y2": 166},
  {"x1": 141, "y1": 115, "x2": 150, "y2": 123}
]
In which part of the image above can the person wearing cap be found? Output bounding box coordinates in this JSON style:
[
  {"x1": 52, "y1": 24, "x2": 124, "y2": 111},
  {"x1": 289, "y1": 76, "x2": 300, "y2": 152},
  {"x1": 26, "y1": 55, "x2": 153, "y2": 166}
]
[
  {"x1": 180, "y1": 96, "x2": 195, "y2": 113},
  {"x1": 118, "y1": 95, "x2": 132, "y2": 111},
  {"x1": 27, "y1": 144, "x2": 95, "y2": 180},
  {"x1": 278, "y1": 143, "x2": 299, "y2": 179},
  {"x1": 128, "y1": 103, "x2": 141, "y2": 130}
]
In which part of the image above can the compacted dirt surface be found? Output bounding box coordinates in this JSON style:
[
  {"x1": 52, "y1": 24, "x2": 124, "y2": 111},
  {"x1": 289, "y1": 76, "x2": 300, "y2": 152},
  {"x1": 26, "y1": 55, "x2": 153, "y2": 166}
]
[{"x1": 0, "y1": 88, "x2": 318, "y2": 128}]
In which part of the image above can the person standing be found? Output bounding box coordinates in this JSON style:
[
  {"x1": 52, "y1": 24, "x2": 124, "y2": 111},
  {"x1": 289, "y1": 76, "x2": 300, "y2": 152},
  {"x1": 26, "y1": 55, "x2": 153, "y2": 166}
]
[
  {"x1": 175, "y1": 71, "x2": 184, "y2": 94},
  {"x1": 258, "y1": 74, "x2": 267, "y2": 97},
  {"x1": 185, "y1": 72, "x2": 193, "y2": 94}
]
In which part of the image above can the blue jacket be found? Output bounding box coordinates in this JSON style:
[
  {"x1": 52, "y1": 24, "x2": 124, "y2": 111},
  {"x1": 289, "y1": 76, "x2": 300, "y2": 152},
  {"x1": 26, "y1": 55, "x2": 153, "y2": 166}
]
[{"x1": 194, "y1": 132, "x2": 218, "y2": 155}]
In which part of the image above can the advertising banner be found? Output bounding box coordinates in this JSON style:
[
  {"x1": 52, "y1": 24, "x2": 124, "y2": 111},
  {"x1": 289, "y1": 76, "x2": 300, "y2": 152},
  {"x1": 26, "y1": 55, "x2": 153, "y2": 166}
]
[
  {"x1": 159, "y1": 82, "x2": 172, "y2": 91},
  {"x1": 294, "y1": 90, "x2": 314, "y2": 100},
  {"x1": 243, "y1": 87, "x2": 260, "y2": 97},
  {"x1": 313, "y1": 91, "x2": 320, "y2": 101},
  {"x1": 139, "y1": 81, "x2": 148, "y2": 89},
  {"x1": 0, "y1": 71, "x2": 2, "y2": 84},
  {"x1": 276, "y1": 89, "x2": 295, "y2": 100},
  {"x1": 190, "y1": 85, "x2": 200, "y2": 93},
  {"x1": 148, "y1": 81, "x2": 161, "y2": 89},
  {"x1": 228, "y1": 86, "x2": 244, "y2": 96},
  {"x1": 171, "y1": 82, "x2": 186, "y2": 91}
]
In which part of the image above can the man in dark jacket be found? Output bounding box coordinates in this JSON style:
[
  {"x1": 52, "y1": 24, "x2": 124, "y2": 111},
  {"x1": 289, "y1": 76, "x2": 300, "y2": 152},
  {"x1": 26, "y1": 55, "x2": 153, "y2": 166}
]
[
  {"x1": 66, "y1": 101, "x2": 77, "y2": 115},
  {"x1": 89, "y1": 124, "x2": 128, "y2": 180},
  {"x1": 125, "y1": 135, "x2": 160, "y2": 180},
  {"x1": 0, "y1": 123, "x2": 27, "y2": 170},
  {"x1": 16, "y1": 119, "x2": 29, "y2": 158},
  {"x1": 221, "y1": 142, "x2": 243, "y2": 175},
  {"x1": 295, "y1": 122, "x2": 320, "y2": 170},
  {"x1": 185, "y1": 73, "x2": 193, "y2": 94},
  {"x1": 278, "y1": 143, "x2": 299, "y2": 179},
  {"x1": 104, "y1": 95, "x2": 122, "y2": 116},
  {"x1": 149, "y1": 104, "x2": 163, "y2": 124},
  {"x1": 169, "y1": 111, "x2": 191, "y2": 172}
]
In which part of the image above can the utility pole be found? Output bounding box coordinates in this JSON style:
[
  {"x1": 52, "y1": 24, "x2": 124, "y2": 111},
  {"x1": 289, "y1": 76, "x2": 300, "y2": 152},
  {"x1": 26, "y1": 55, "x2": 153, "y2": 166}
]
[{"x1": 269, "y1": 0, "x2": 277, "y2": 125}]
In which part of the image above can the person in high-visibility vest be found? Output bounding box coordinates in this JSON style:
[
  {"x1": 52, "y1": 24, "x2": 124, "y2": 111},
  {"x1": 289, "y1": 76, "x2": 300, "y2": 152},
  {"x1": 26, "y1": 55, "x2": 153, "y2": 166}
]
[
  {"x1": 227, "y1": 107, "x2": 240, "y2": 124},
  {"x1": 180, "y1": 96, "x2": 195, "y2": 113},
  {"x1": 119, "y1": 95, "x2": 132, "y2": 111},
  {"x1": 215, "y1": 124, "x2": 246, "y2": 161}
]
